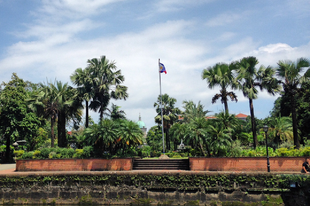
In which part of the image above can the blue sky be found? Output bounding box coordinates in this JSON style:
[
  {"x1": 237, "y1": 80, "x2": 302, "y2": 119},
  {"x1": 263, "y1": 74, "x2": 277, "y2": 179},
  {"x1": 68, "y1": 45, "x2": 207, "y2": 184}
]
[{"x1": 0, "y1": 0, "x2": 310, "y2": 130}]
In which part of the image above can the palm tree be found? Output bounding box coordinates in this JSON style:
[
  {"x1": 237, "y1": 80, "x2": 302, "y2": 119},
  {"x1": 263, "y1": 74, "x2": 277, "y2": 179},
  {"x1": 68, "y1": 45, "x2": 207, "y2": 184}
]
[
  {"x1": 184, "y1": 117, "x2": 210, "y2": 156},
  {"x1": 182, "y1": 100, "x2": 210, "y2": 122},
  {"x1": 118, "y1": 119, "x2": 143, "y2": 154},
  {"x1": 276, "y1": 58, "x2": 310, "y2": 149},
  {"x1": 269, "y1": 116, "x2": 293, "y2": 146},
  {"x1": 202, "y1": 62, "x2": 238, "y2": 114},
  {"x1": 104, "y1": 103, "x2": 126, "y2": 120},
  {"x1": 236, "y1": 56, "x2": 279, "y2": 149},
  {"x1": 70, "y1": 67, "x2": 94, "y2": 128},
  {"x1": 28, "y1": 81, "x2": 82, "y2": 147},
  {"x1": 207, "y1": 121, "x2": 232, "y2": 156},
  {"x1": 169, "y1": 122, "x2": 187, "y2": 150},
  {"x1": 154, "y1": 94, "x2": 181, "y2": 151},
  {"x1": 84, "y1": 119, "x2": 119, "y2": 154},
  {"x1": 88, "y1": 56, "x2": 128, "y2": 120}
]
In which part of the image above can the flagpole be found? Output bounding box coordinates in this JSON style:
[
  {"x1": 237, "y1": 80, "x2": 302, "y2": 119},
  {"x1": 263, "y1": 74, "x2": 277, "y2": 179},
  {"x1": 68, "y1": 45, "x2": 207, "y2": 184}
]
[{"x1": 158, "y1": 58, "x2": 165, "y2": 154}]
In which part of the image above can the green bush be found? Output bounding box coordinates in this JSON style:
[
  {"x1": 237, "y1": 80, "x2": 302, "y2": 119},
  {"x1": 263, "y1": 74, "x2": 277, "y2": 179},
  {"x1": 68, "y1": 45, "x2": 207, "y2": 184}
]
[
  {"x1": 14, "y1": 150, "x2": 24, "y2": 159},
  {"x1": 82, "y1": 146, "x2": 93, "y2": 158},
  {"x1": 21, "y1": 151, "x2": 34, "y2": 159},
  {"x1": 73, "y1": 149, "x2": 83, "y2": 158}
]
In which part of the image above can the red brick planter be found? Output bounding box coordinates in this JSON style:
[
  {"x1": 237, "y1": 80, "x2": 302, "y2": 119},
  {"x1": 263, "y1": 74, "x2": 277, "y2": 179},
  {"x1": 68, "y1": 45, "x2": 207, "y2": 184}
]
[
  {"x1": 189, "y1": 157, "x2": 306, "y2": 172},
  {"x1": 16, "y1": 158, "x2": 133, "y2": 171}
]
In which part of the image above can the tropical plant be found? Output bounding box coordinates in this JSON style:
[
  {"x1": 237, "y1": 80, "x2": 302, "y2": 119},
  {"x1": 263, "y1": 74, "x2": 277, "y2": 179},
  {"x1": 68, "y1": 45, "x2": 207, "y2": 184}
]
[
  {"x1": 182, "y1": 100, "x2": 210, "y2": 122},
  {"x1": 154, "y1": 94, "x2": 181, "y2": 151},
  {"x1": 70, "y1": 67, "x2": 94, "y2": 128},
  {"x1": 104, "y1": 103, "x2": 126, "y2": 120},
  {"x1": 236, "y1": 56, "x2": 279, "y2": 149},
  {"x1": 169, "y1": 122, "x2": 187, "y2": 151},
  {"x1": 268, "y1": 116, "x2": 293, "y2": 146},
  {"x1": 207, "y1": 121, "x2": 232, "y2": 156},
  {"x1": 202, "y1": 62, "x2": 238, "y2": 114},
  {"x1": 87, "y1": 56, "x2": 128, "y2": 120},
  {"x1": 276, "y1": 57, "x2": 310, "y2": 149}
]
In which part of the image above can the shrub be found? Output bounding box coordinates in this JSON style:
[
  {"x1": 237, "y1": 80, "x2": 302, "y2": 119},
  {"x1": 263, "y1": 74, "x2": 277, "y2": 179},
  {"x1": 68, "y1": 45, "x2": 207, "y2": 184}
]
[
  {"x1": 33, "y1": 150, "x2": 41, "y2": 159},
  {"x1": 14, "y1": 150, "x2": 24, "y2": 159},
  {"x1": 82, "y1": 146, "x2": 93, "y2": 158},
  {"x1": 21, "y1": 151, "x2": 34, "y2": 159},
  {"x1": 73, "y1": 149, "x2": 83, "y2": 159}
]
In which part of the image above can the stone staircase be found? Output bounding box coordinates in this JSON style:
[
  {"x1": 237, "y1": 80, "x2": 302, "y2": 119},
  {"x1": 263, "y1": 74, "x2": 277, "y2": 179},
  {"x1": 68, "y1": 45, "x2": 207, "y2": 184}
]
[{"x1": 132, "y1": 159, "x2": 190, "y2": 170}]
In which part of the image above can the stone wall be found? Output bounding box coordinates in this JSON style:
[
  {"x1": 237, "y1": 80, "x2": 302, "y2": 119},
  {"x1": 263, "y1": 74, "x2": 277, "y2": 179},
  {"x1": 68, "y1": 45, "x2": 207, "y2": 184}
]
[
  {"x1": 189, "y1": 157, "x2": 306, "y2": 172},
  {"x1": 16, "y1": 158, "x2": 133, "y2": 171},
  {"x1": 0, "y1": 171, "x2": 308, "y2": 205}
]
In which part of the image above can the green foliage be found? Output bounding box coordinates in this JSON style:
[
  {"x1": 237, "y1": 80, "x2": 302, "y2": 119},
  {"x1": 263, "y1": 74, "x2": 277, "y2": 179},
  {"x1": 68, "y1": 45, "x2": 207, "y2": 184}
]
[{"x1": 14, "y1": 150, "x2": 24, "y2": 159}]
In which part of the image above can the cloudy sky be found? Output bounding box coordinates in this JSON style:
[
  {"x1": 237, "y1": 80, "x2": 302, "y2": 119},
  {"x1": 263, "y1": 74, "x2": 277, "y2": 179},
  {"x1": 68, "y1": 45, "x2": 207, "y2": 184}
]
[{"x1": 1, "y1": 0, "x2": 310, "y2": 130}]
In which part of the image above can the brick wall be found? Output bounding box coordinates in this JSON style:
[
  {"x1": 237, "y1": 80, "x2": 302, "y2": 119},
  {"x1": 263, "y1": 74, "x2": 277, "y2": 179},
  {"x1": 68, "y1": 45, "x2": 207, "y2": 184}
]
[
  {"x1": 189, "y1": 157, "x2": 307, "y2": 172},
  {"x1": 16, "y1": 158, "x2": 133, "y2": 171}
]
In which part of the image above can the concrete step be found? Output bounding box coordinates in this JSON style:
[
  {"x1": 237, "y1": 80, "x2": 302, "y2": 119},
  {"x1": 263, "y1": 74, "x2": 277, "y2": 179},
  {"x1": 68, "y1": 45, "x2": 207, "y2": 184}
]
[{"x1": 133, "y1": 159, "x2": 189, "y2": 170}]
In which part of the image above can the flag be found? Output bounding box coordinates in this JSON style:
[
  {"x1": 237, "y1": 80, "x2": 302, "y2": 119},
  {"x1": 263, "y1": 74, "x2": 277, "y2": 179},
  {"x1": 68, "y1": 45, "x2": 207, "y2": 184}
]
[{"x1": 159, "y1": 62, "x2": 167, "y2": 74}]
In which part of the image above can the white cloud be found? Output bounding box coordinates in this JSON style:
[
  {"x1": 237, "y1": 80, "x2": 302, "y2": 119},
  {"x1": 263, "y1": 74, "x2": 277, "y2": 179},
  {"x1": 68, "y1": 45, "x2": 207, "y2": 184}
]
[{"x1": 156, "y1": 0, "x2": 214, "y2": 12}]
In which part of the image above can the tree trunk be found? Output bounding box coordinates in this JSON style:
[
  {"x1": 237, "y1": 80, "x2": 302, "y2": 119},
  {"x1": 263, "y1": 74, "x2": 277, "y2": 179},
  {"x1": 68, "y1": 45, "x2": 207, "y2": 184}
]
[
  {"x1": 85, "y1": 100, "x2": 89, "y2": 128},
  {"x1": 4, "y1": 132, "x2": 11, "y2": 163},
  {"x1": 51, "y1": 117, "x2": 55, "y2": 147},
  {"x1": 291, "y1": 93, "x2": 300, "y2": 149},
  {"x1": 58, "y1": 111, "x2": 67, "y2": 147},
  {"x1": 165, "y1": 129, "x2": 170, "y2": 151},
  {"x1": 249, "y1": 98, "x2": 258, "y2": 149}
]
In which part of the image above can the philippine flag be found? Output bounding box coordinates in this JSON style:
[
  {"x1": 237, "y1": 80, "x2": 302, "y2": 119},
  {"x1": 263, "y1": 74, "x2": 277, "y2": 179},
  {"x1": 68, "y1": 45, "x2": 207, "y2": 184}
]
[{"x1": 159, "y1": 62, "x2": 167, "y2": 74}]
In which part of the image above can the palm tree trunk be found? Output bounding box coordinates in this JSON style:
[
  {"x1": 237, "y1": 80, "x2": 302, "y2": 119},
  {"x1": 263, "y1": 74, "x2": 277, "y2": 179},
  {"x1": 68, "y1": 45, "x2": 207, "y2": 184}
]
[
  {"x1": 249, "y1": 98, "x2": 258, "y2": 149},
  {"x1": 51, "y1": 116, "x2": 55, "y2": 147},
  {"x1": 4, "y1": 132, "x2": 11, "y2": 163},
  {"x1": 291, "y1": 93, "x2": 300, "y2": 149},
  {"x1": 85, "y1": 100, "x2": 89, "y2": 128},
  {"x1": 58, "y1": 111, "x2": 67, "y2": 148},
  {"x1": 224, "y1": 100, "x2": 229, "y2": 114}
]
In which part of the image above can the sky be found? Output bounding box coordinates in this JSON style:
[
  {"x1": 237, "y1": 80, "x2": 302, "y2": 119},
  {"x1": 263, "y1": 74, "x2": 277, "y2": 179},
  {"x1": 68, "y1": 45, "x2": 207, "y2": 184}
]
[{"x1": 0, "y1": 0, "x2": 310, "y2": 131}]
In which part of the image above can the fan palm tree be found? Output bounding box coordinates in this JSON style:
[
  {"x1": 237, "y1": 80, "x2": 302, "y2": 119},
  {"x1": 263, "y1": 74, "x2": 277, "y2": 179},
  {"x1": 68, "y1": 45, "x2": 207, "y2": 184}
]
[
  {"x1": 207, "y1": 121, "x2": 232, "y2": 156},
  {"x1": 276, "y1": 58, "x2": 310, "y2": 149},
  {"x1": 88, "y1": 56, "x2": 128, "y2": 120},
  {"x1": 154, "y1": 94, "x2": 181, "y2": 151},
  {"x1": 236, "y1": 56, "x2": 279, "y2": 149},
  {"x1": 70, "y1": 67, "x2": 94, "y2": 128},
  {"x1": 202, "y1": 62, "x2": 238, "y2": 114}
]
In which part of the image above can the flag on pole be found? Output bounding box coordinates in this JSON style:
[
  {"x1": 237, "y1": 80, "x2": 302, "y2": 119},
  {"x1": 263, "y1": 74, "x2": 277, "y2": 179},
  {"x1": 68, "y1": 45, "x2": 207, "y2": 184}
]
[{"x1": 159, "y1": 62, "x2": 167, "y2": 74}]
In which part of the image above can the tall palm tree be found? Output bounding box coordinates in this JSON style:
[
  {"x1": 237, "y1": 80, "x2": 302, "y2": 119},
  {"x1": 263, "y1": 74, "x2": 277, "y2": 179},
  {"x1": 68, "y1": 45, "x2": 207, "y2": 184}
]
[
  {"x1": 236, "y1": 56, "x2": 279, "y2": 149},
  {"x1": 276, "y1": 58, "x2": 310, "y2": 149},
  {"x1": 154, "y1": 94, "x2": 181, "y2": 151},
  {"x1": 70, "y1": 67, "x2": 94, "y2": 128},
  {"x1": 88, "y1": 56, "x2": 128, "y2": 120},
  {"x1": 202, "y1": 62, "x2": 238, "y2": 114}
]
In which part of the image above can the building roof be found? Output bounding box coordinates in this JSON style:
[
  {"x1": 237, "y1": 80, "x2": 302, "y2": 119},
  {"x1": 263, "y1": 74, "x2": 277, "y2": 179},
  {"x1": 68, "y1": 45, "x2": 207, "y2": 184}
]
[
  {"x1": 137, "y1": 114, "x2": 145, "y2": 128},
  {"x1": 235, "y1": 113, "x2": 248, "y2": 118}
]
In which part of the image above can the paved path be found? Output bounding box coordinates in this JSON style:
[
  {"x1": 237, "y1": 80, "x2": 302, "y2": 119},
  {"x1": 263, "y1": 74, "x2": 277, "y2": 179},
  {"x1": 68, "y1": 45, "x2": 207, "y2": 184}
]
[{"x1": 0, "y1": 163, "x2": 16, "y2": 174}]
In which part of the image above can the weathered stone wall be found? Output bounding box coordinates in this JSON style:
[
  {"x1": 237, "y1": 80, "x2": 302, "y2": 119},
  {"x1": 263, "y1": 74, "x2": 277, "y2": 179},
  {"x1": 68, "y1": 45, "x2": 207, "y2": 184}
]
[
  {"x1": 189, "y1": 157, "x2": 306, "y2": 172},
  {"x1": 16, "y1": 158, "x2": 133, "y2": 171},
  {"x1": 0, "y1": 171, "x2": 309, "y2": 205}
]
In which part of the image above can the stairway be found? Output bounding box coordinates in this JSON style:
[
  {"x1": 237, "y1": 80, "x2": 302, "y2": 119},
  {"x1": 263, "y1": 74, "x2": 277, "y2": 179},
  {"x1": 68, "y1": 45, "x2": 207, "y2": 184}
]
[{"x1": 132, "y1": 159, "x2": 189, "y2": 170}]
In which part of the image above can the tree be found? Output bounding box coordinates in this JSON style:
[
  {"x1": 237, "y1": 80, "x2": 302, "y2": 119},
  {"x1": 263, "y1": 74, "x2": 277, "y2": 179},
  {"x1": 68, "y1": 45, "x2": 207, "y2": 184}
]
[
  {"x1": 70, "y1": 67, "x2": 94, "y2": 128},
  {"x1": 104, "y1": 103, "x2": 126, "y2": 120},
  {"x1": 184, "y1": 117, "x2": 210, "y2": 156},
  {"x1": 87, "y1": 56, "x2": 128, "y2": 120},
  {"x1": 269, "y1": 116, "x2": 293, "y2": 146},
  {"x1": 169, "y1": 122, "x2": 187, "y2": 151},
  {"x1": 236, "y1": 57, "x2": 279, "y2": 149},
  {"x1": 118, "y1": 119, "x2": 143, "y2": 153},
  {"x1": 28, "y1": 81, "x2": 82, "y2": 147},
  {"x1": 182, "y1": 100, "x2": 210, "y2": 122},
  {"x1": 154, "y1": 94, "x2": 181, "y2": 151},
  {"x1": 276, "y1": 57, "x2": 310, "y2": 149},
  {"x1": 202, "y1": 62, "x2": 238, "y2": 114},
  {"x1": 207, "y1": 121, "x2": 232, "y2": 156},
  {"x1": 0, "y1": 73, "x2": 42, "y2": 162}
]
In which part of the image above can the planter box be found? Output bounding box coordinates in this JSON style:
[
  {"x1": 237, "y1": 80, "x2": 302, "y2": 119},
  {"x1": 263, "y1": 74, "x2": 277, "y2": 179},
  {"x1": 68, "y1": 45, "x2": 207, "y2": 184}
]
[
  {"x1": 16, "y1": 158, "x2": 133, "y2": 171},
  {"x1": 189, "y1": 157, "x2": 306, "y2": 172}
]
